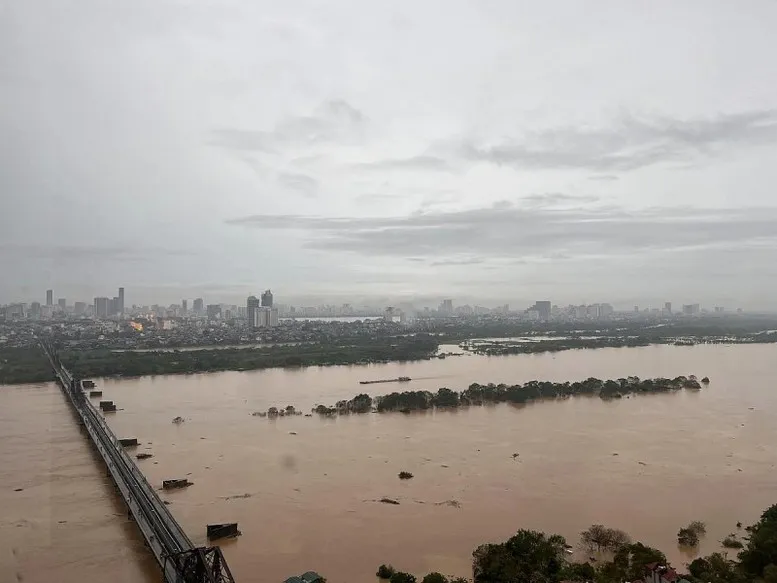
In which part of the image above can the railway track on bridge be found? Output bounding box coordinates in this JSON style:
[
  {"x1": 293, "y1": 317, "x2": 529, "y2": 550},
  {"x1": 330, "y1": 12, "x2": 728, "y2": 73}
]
[{"x1": 41, "y1": 342, "x2": 236, "y2": 583}]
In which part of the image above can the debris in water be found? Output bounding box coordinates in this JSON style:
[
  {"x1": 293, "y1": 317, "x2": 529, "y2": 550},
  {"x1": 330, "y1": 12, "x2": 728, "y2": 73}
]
[
  {"x1": 136, "y1": 453, "x2": 153, "y2": 460},
  {"x1": 512, "y1": 453, "x2": 519, "y2": 459},
  {"x1": 435, "y1": 500, "x2": 462, "y2": 509},
  {"x1": 222, "y1": 493, "x2": 253, "y2": 501},
  {"x1": 172, "y1": 416, "x2": 184, "y2": 424},
  {"x1": 289, "y1": 431, "x2": 297, "y2": 435},
  {"x1": 380, "y1": 497, "x2": 400, "y2": 505},
  {"x1": 638, "y1": 461, "x2": 647, "y2": 466},
  {"x1": 398, "y1": 471, "x2": 414, "y2": 480},
  {"x1": 14, "y1": 488, "x2": 23, "y2": 492}
]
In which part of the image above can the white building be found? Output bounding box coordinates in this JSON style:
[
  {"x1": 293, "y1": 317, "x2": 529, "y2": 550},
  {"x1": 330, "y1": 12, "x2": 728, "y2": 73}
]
[{"x1": 251, "y1": 306, "x2": 279, "y2": 328}]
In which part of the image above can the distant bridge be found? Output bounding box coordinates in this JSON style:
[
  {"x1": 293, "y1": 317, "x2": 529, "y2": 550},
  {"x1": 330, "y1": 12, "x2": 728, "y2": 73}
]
[{"x1": 41, "y1": 341, "x2": 236, "y2": 583}]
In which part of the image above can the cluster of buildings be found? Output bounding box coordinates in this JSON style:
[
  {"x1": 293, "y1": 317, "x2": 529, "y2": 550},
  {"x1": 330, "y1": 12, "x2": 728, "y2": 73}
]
[{"x1": 246, "y1": 290, "x2": 279, "y2": 329}]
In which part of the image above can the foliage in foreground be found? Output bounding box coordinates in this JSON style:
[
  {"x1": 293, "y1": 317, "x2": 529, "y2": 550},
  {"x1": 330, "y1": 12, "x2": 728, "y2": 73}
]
[{"x1": 382, "y1": 503, "x2": 777, "y2": 583}]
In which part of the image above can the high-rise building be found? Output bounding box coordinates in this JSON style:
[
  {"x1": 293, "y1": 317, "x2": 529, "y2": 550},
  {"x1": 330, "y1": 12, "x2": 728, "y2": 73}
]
[
  {"x1": 57, "y1": 298, "x2": 66, "y2": 311},
  {"x1": 182, "y1": 299, "x2": 188, "y2": 314},
  {"x1": 118, "y1": 287, "x2": 125, "y2": 316},
  {"x1": 30, "y1": 302, "x2": 41, "y2": 319},
  {"x1": 251, "y1": 306, "x2": 279, "y2": 328},
  {"x1": 94, "y1": 297, "x2": 110, "y2": 319},
  {"x1": 46, "y1": 289, "x2": 53, "y2": 306},
  {"x1": 247, "y1": 295, "x2": 260, "y2": 328},
  {"x1": 74, "y1": 302, "x2": 86, "y2": 316},
  {"x1": 193, "y1": 298, "x2": 204, "y2": 314},
  {"x1": 533, "y1": 301, "x2": 551, "y2": 321},
  {"x1": 440, "y1": 299, "x2": 453, "y2": 313},
  {"x1": 261, "y1": 290, "x2": 273, "y2": 308},
  {"x1": 664, "y1": 302, "x2": 672, "y2": 314},
  {"x1": 206, "y1": 304, "x2": 221, "y2": 320}
]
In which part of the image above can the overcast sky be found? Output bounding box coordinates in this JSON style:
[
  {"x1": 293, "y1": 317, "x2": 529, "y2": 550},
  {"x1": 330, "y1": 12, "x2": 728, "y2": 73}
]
[{"x1": 2, "y1": 1, "x2": 777, "y2": 309}]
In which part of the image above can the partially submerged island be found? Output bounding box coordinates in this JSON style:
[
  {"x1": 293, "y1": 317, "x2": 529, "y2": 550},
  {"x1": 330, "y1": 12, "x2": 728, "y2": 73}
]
[{"x1": 307, "y1": 375, "x2": 708, "y2": 417}]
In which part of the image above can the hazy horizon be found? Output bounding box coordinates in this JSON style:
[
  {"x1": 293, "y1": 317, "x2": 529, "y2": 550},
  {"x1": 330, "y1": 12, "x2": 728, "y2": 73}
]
[{"x1": 3, "y1": 1, "x2": 777, "y2": 308}]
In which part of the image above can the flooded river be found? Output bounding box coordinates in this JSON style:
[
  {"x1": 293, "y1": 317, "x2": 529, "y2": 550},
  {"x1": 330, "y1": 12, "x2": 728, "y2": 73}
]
[{"x1": 2, "y1": 344, "x2": 777, "y2": 583}]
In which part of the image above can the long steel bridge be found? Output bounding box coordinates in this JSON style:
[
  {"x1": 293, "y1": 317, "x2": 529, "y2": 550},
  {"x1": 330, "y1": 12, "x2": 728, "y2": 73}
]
[{"x1": 41, "y1": 342, "x2": 236, "y2": 583}]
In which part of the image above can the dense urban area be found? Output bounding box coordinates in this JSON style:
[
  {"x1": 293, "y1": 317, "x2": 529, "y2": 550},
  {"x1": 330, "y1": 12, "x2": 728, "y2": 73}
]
[{"x1": 1, "y1": 287, "x2": 776, "y2": 384}]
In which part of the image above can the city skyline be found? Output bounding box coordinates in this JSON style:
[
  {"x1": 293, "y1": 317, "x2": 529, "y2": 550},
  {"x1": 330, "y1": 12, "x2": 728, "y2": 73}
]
[
  {"x1": 2, "y1": 2, "x2": 777, "y2": 308},
  {"x1": 1, "y1": 285, "x2": 745, "y2": 318}
]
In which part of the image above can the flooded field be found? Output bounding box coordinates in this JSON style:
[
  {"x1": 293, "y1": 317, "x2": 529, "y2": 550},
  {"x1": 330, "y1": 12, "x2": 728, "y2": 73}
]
[{"x1": 2, "y1": 343, "x2": 776, "y2": 582}]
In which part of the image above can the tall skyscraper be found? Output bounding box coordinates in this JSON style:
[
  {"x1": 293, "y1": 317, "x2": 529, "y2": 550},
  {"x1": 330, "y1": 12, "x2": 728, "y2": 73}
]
[
  {"x1": 247, "y1": 295, "x2": 260, "y2": 329},
  {"x1": 206, "y1": 304, "x2": 221, "y2": 320},
  {"x1": 118, "y1": 287, "x2": 125, "y2": 316},
  {"x1": 94, "y1": 297, "x2": 110, "y2": 319},
  {"x1": 74, "y1": 302, "x2": 86, "y2": 316},
  {"x1": 30, "y1": 302, "x2": 41, "y2": 319},
  {"x1": 46, "y1": 289, "x2": 53, "y2": 306},
  {"x1": 193, "y1": 298, "x2": 204, "y2": 313},
  {"x1": 57, "y1": 298, "x2": 66, "y2": 311},
  {"x1": 440, "y1": 299, "x2": 453, "y2": 313},
  {"x1": 664, "y1": 302, "x2": 672, "y2": 314},
  {"x1": 261, "y1": 289, "x2": 273, "y2": 307},
  {"x1": 182, "y1": 299, "x2": 188, "y2": 314}
]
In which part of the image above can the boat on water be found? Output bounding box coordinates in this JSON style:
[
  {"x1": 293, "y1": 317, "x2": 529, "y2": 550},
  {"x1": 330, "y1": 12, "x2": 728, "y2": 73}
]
[{"x1": 359, "y1": 376, "x2": 412, "y2": 385}]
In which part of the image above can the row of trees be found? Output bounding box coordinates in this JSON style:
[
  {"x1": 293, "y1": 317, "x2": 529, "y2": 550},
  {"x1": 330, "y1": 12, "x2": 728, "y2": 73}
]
[
  {"x1": 59, "y1": 335, "x2": 440, "y2": 380},
  {"x1": 312, "y1": 375, "x2": 706, "y2": 415}
]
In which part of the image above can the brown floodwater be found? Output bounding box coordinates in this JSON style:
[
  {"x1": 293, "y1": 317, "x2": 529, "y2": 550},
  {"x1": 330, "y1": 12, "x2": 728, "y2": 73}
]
[{"x1": 2, "y1": 344, "x2": 776, "y2": 583}]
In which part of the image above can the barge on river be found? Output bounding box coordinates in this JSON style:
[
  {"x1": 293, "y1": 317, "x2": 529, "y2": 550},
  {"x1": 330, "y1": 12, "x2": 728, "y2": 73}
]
[{"x1": 359, "y1": 376, "x2": 411, "y2": 385}]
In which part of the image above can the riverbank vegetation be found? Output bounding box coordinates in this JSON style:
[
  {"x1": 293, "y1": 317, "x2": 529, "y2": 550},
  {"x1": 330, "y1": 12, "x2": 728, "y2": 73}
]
[
  {"x1": 0, "y1": 346, "x2": 56, "y2": 384},
  {"x1": 378, "y1": 503, "x2": 777, "y2": 583},
  {"x1": 310, "y1": 375, "x2": 707, "y2": 416},
  {"x1": 0, "y1": 336, "x2": 440, "y2": 383}
]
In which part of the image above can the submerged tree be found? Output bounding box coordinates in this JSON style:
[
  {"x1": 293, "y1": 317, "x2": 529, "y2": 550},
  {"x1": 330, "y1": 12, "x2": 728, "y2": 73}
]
[{"x1": 579, "y1": 524, "x2": 631, "y2": 553}]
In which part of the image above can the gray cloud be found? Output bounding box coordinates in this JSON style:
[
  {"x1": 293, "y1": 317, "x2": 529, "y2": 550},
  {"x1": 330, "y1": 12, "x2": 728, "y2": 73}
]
[
  {"x1": 520, "y1": 193, "x2": 601, "y2": 207},
  {"x1": 353, "y1": 155, "x2": 451, "y2": 172},
  {"x1": 458, "y1": 110, "x2": 777, "y2": 171},
  {"x1": 0, "y1": 244, "x2": 193, "y2": 262},
  {"x1": 225, "y1": 202, "x2": 777, "y2": 261},
  {"x1": 210, "y1": 100, "x2": 366, "y2": 153},
  {"x1": 278, "y1": 172, "x2": 318, "y2": 197}
]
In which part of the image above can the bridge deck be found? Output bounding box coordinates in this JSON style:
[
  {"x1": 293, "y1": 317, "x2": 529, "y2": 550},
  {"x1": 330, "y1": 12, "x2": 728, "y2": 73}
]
[{"x1": 41, "y1": 343, "x2": 235, "y2": 583}]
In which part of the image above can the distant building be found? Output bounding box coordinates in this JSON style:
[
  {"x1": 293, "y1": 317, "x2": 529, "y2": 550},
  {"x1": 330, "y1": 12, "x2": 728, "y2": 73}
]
[
  {"x1": 599, "y1": 303, "x2": 614, "y2": 318},
  {"x1": 74, "y1": 301, "x2": 86, "y2": 316},
  {"x1": 118, "y1": 287, "x2": 125, "y2": 316},
  {"x1": 206, "y1": 304, "x2": 222, "y2": 320},
  {"x1": 440, "y1": 299, "x2": 453, "y2": 313},
  {"x1": 5, "y1": 303, "x2": 25, "y2": 320},
  {"x1": 664, "y1": 302, "x2": 672, "y2": 314},
  {"x1": 182, "y1": 299, "x2": 188, "y2": 314},
  {"x1": 30, "y1": 301, "x2": 41, "y2": 319},
  {"x1": 251, "y1": 306, "x2": 279, "y2": 328},
  {"x1": 384, "y1": 306, "x2": 394, "y2": 322},
  {"x1": 94, "y1": 297, "x2": 110, "y2": 319},
  {"x1": 533, "y1": 301, "x2": 551, "y2": 321},
  {"x1": 247, "y1": 295, "x2": 261, "y2": 329},
  {"x1": 57, "y1": 298, "x2": 66, "y2": 311},
  {"x1": 261, "y1": 289, "x2": 273, "y2": 308},
  {"x1": 682, "y1": 304, "x2": 700, "y2": 316},
  {"x1": 46, "y1": 289, "x2": 53, "y2": 306},
  {"x1": 193, "y1": 298, "x2": 204, "y2": 314}
]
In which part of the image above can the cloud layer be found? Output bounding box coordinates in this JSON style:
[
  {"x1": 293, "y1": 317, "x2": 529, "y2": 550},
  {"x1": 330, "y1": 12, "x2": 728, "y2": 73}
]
[{"x1": 226, "y1": 202, "x2": 777, "y2": 261}]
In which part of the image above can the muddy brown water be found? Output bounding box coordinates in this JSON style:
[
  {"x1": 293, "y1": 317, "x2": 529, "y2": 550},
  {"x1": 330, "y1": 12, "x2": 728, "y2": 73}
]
[{"x1": 2, "y1": 344, "x2": 776, "y2": 583}]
